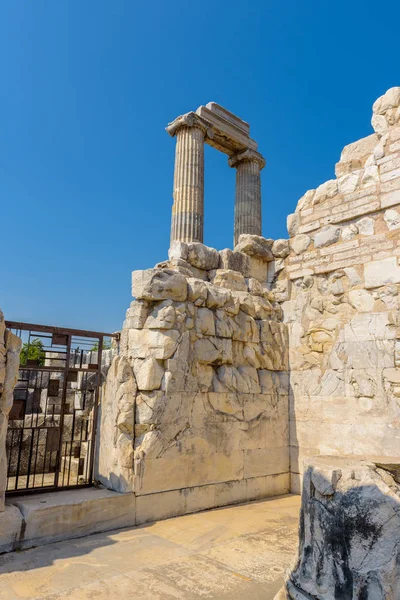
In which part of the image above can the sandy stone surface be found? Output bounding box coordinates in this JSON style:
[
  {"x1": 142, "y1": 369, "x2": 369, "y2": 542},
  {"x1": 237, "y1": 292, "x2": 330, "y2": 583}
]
[{"x1": 0, "y1": 495, "x2": 300, "y2": 600}]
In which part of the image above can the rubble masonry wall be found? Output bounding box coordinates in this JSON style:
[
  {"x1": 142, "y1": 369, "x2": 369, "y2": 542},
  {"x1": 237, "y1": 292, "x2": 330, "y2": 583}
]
[
  {"x1": 97, "y1": 238, "x2": 290, "y2": 523},
  {"x1": 281, "y1": 87, "x2": 400, "y2": 492}
]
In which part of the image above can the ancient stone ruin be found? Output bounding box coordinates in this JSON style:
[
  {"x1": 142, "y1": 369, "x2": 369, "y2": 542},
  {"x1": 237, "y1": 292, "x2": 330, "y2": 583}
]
[{"x1": 1, "y1": 88, "x2": 400, "y2": 597}]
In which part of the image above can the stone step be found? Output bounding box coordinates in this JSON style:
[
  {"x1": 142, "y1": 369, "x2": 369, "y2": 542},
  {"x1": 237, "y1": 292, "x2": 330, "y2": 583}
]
[{"x1": 3, "y1": 487, "x2": 135, "y2": 551}]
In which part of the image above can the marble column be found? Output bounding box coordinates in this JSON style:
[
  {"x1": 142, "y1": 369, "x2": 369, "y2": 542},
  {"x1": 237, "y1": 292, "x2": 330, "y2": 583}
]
[
  {"x1": 229, "y1": 149, "x2": 266, "y2": 246},
  {"x1": 166, "y1": 113, "x2": 210, "y2": 244}
]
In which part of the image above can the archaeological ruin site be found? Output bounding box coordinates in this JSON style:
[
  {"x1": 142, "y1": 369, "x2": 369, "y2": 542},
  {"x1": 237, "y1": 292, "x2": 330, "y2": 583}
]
[{"x1": 1, "y1": 88, "x2": 400, "y2": 599}]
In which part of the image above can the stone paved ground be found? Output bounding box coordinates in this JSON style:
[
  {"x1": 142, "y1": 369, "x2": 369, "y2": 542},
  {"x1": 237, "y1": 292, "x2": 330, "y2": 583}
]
[{"x1": 0, "y1": 494, "x2": 300, "y2": 600}]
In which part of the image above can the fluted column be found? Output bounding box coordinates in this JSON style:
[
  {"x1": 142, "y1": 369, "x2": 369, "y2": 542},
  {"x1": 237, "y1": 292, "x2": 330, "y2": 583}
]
[
  {"x1": 166, "y1": 113, "x2": 210, "y2": 243},
  {"x1": 229, "y1": 149, "x2": 266, "y2": 246}
]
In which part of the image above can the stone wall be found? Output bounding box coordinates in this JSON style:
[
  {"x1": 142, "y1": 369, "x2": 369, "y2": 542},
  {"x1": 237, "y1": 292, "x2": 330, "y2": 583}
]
[
  {"x1": 0, "y1": 310, "x2": 21, "y2": 511},
  {"x1": 97, "y1": 237, "x2": 290, "y2": 523},
  {"x1": 279, "y1": 87, "x2": 400, "y2": 492}
]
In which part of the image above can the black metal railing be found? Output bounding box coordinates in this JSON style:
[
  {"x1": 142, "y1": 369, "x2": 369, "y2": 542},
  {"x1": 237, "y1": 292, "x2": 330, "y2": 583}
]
[{"x1": 5, "y1": 321, "x2": 118, "y2": 495}]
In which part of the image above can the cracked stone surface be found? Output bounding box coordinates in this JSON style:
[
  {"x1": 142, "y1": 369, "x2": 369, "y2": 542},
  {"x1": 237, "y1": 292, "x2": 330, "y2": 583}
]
[{"x1": 276, "y1": 456, "x2": 400, "y2": 600}]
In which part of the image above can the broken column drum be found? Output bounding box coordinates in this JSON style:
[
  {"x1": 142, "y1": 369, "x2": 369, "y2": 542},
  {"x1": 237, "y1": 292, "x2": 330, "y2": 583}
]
[{"x1": 167, "y1": 102, "x2": 266, "y2": 245}]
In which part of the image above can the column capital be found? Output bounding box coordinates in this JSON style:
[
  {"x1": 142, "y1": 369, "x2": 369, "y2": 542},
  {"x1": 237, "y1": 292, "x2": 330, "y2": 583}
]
[
  {"x1": 228, "y1": 148, "x2": 266, "y2": 170},
  {"x1": 166, "y1": 112, "x2": 213, "y2": 138}
]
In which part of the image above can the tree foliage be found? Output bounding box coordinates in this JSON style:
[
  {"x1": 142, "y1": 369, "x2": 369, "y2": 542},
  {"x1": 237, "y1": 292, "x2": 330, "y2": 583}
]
[
  {"x1": 90, "y1": 339, "x2": 112, "y2": 351},
  {"x1": 20, "y1": 338, "x2": 45, "y2": 366}
]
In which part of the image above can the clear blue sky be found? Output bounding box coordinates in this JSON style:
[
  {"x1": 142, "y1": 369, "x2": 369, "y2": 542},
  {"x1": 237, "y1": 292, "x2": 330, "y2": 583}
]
[{"x1": 1, "y1": 1, "x2": 398, "y2": 332}]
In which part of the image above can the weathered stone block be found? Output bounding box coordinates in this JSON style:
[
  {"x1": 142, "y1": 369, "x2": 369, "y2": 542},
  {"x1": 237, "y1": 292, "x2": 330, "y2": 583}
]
[
  {"x1": 128, "y1": 329, "x2": 180, "y2": 360},
  {"x1": 364, "y1": 257, "x2": 400, "y2": 288},
  {"x1": 314, "y1": 225, "x2": 341, "y2": 248},
  {"x1": 272, "y1": 239, "x2": 290, "y2": 258},
  {"x1": 212, "y1": 269, "x2": 247, "y2": 292},
  {"x1": 9, "y1": 489, "x2": 136, "y2": 549},
  {"x1": 132, "y1": 268, "x2": 187, "y2": 301},
  {"x1": 133, "y1": 357, "x2": 164, "y2": 391},
  {"x1": 277, "y1": 456, "x2": 400, "y2": 600},
  {"x1": 234, "y1": 234, "x2": 274, "y2": 262},
  {"x1": 186, "y1": 242, "x2": 220, "y2": 270},
  {"x1": 0, "y1": 505, "x2": 23, "y2": 553}
]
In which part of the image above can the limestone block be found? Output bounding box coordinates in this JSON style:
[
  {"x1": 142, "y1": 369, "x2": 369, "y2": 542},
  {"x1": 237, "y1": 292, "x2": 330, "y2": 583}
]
[
  {"x1": 247, "y1": 277, "x2": 264, "y2": 296},
  {"x1": 348, "y1": 289, "x2": 375, "y2": 312},
  {"x1": 132, "y1": 268, "x2": 187, "y2": 302},
  {"x1": 373, "y1": 134, "x2": 388, "y2": 160},
  {"x1": 314, "y1": 225, "x2": 341, "y2": 248},
  {"x1": 135, "y1": 391, "x2": 161, "y2": 424},
  {"x1": 186, "y1": 242, "x2": 219, "y2": 270},
  {"x1": 218, "y1": 248, "x2": 249, "y2": 275},
  {"x1": 253, "y1": 295, "x2": 275, "y2": 319},
  {"x1": 342, "y1": 340, "x2": 395, "y2": 369},
  {"x1": 344, "y1": 312, "x2": 396, "y2": 341},
  {"x1": 168, "y1": 240, "x2": 188, "y2": 261},
  {"x1": 96, "y1": 355, "x2": 136, "y2": 492},
  {"x1": 372, "y1": 113, "x2": 389, "y2": 136},
  {"x1": 195, "y1": 307, "x2": 215, "y2": 336},
  {"x1": 341, "y1": 224, "x2": 358, "y2": 241},
  {"x1": 163, "y1": 358, "x2": 198, "y2": 394},
  {"x1": 215, "y1": 310, "x2": 235, "y2": 338},
  {"x1": 135, "y1": 488, "x2": 186, "y2": 525},
  {"x1": 194, "y1": 337, "x2": 232, "y2": 365},
  {"x1": 213, "y1": 365, "x2": 260, "y2": 394},
  {"x1": 361, "y1": 164, "x2": 379, "y2": 187},
  {"x1": 373, "y1": 86, "x2": 400, "y2": 116},
  {"x1": 313, "y1": 179, "x2": 338, "y2": 204},
  {"x1": 356, "y1": 216, "x2": 375, "y2": 236},
  {"x1": 0, "y1": 505, "x2": 23, "y2": 553},
  {"x1": 212, "y1": 269, "x2": 247, "y2": 292},
  {"x1": 133, "y1": 358, "x2": 164, "y2": 390},
  {"x1": 243, "y1": 447, "x2": 289, "y2": 479},
  {"x1": 246, "y1": 255, "x2": 269, "y2": 281},
  {"x1": 135, "y1": 452, "x2": 244, "y2": 495},
  {"x1": 9, "y1": 488, "x2": 136, "y2": 549},
  {"x1": 187, "y1": 277, "x2": 208, "y2": 306},
  {"x1": 234, "y1": 292, "x2": 256, "y2": 318},
  {"x1": 168, "y1": 258, "x2": 208, "y2": 280},
  {"x1": 381, "y1": 189, "x2": 400, "y2": 209},
  {"x1": 335, "y1": 133, "x2": 379, "y2": 177},
  {"x1": 272, "y1": 239, "x2": 290, "y2": 258},
  {"x1": 205, "y1": 284, "x2": 231, "y2": 309},
  {"x1": 278, "y1": 456, "x2": 400, "y2": 600},
  {"x1": 2, "y1": 331, "x2": 21, "y2": 414},
  {"x1": 343, "y1": 266, "x2": 363, "y2": 286},
  {"x1": 287, "y1": 213, "x2": 300, "y2": 237},
  {"x1": 384, "y1": 209, "x2": 400, "y2": 230},
  {"x1": 290, "y1": 234, "x2": 311, "y2": 255},
  {"x1": 338, "y1": 171, "x2": 361, "y2": 195},
  {"x1": 232, "y1": 311, "x2": 259, "y2": 343},
  {"x1": 145, "y1": 300, "x2": 176, "y2": 329},
  {"x1": 296, "y1": 189, "x2": 316, "y2": 211},
  {"x1": 377, "y1": 284, "x2": 399, "y2": 309},
  {"x1": 124, "y1": 300, "x2": 149, "y2": 330},
  {"x1": 128, "y1": 329, "x2": 179, "y2": 360},
  {"x1": 234, "y1": 234, "x2": 274, "y2": 262},
  {"x1": 195, "y1": 363, "x2": 214, "y2": 391},
  {"x1": 364, "y1": 257, "x2": 400, "y2": 288}
]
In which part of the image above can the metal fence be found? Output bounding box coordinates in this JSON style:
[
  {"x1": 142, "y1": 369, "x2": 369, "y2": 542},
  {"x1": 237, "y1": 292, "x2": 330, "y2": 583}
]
[{"x1": 5, "y1": 321, "x2": 117, "y2": 495}]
